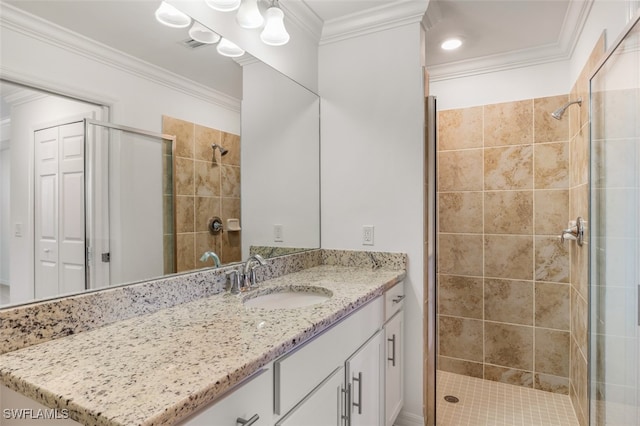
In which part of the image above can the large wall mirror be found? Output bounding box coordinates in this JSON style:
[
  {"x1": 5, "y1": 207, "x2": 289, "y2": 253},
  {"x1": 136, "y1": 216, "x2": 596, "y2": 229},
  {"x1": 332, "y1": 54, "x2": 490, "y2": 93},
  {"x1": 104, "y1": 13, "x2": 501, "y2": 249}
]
[{"x1": 0, "y1": 0, "x2": 320, "y2": 307}]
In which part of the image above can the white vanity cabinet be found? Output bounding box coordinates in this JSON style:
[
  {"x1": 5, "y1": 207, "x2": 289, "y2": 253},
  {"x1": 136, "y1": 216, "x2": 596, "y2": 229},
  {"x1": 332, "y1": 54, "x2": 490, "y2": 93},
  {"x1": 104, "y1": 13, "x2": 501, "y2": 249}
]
[
  {"x1": 179, "y1": 368, "x2": 272, "y2": 426},
  {"x1": 384, "y1": 282, "x2": 405, "y2": 426},
  {"x1": 346, "y1": 331, "x2": 384, "y2": 426}
]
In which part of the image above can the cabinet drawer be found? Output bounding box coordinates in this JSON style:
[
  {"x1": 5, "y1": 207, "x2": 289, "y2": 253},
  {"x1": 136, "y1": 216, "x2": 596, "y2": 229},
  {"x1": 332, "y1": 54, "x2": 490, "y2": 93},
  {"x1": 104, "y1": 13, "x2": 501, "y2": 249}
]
[
  {"x1": 274, "y1": 297, "x2": 383, "y2": 416},
  {"x1": 384, "y1": 281, "x2": 405, "y2": 321}
]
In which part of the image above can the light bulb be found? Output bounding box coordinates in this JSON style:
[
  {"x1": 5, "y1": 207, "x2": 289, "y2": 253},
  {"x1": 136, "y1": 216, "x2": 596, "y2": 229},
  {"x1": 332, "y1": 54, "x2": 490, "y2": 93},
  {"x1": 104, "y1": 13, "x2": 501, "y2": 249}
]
[
  {"x1": 155, "y1": 2, "x2": 191, "y2": 28},
  {"x1": 205, "y1": 0, "x2": 241, "y2": 12},
  {"x1": 189, "y1": 22, "x2": 221, "y2": 44},
  {"x1": 217, "y1": 38, "x2": 245, "y2": 57},
  {"x1": 260, "y1": 5, "x2": 289, "y2": 46},
  {"x1": 236, "y1": 0, "x2": 264, "y2": 29}
]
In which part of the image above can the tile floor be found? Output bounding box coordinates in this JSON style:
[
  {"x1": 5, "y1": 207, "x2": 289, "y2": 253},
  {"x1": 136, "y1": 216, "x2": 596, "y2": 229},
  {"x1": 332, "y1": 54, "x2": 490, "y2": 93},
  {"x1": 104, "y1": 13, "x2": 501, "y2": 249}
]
[{"x1": 436, "y1": 371, "x2": 580, "y2": 426}]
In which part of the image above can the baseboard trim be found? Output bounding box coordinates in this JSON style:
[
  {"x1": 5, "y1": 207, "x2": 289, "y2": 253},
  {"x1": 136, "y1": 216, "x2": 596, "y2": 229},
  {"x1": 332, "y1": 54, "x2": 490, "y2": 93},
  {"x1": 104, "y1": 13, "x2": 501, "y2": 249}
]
[{"x1": 394, "y1": 409, "x2": 424, "y2": 426}]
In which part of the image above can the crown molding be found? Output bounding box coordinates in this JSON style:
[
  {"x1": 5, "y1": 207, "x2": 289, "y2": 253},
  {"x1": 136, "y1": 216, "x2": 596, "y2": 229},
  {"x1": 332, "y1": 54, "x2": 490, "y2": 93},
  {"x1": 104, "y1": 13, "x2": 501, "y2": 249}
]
[
  {"x1": 0, "y1": 3, "x2": 241, "y2": 112},
  {"x1": 319, "y1": 0, "x2": 428, "y2": 45},
  {"x1": 2, "y1": 86, "x2": 47, "y2": 106},
  {"x1": 428, "y1": 0, "x2": 593, "y2": 82},
  {"x1": 279, "y1": 0, "x2": 323, "y2": 43}
]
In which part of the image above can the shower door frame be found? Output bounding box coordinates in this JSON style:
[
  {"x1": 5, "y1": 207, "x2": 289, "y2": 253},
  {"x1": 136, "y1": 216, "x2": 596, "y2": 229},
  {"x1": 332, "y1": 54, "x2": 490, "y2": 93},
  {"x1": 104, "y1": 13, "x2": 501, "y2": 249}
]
[{"x1": 588, "y1": 8, "x2": 640, "y2": 426}]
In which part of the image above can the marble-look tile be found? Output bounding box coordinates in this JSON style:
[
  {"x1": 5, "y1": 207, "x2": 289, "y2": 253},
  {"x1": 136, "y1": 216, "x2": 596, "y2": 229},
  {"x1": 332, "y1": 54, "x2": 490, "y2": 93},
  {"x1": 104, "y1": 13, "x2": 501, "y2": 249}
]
[
  {"x1": 175, "y1": 196, "x2": 195, "y2": 233},
  {"x1": 163, "y1": 234, "x2": 175, "y2": 275},
  {"x1": 176, "y1": 233, "x2": 195, "y2": 272},
  {"x1": 438, "y1": 316, "x2": 484, "y2": 362},
  {"x1": 195, "y1": 232, "x2": 222, "y2": 268},
  {"x1": 438, "y1": 356, "x2": 483, "y2": 379},
  {"x1": 571, "y1": 288, "x2": 588, "y2": 358},
  {"x1": 535, "y1": 328, "x2": 570, "y2": 377},
  {"x1": 195, "y1": 196, "x2": 221, "y2": 233},
  {"x1": 438, "y1": 275, "x2": 483, "y2": 319},
  {"x1": 195, "y1": 160, "x2": 221, "y2": 197},
  {"x1": 438, "y1": 192, "x2": 483, "y2": 234},
  {"x1": 592, "y1": 138, "x2": 639, "y2": 189},
  {"x1": 535, "y1": 236, "x2": 569, "y2": 283},
  {"x1": 194, "y1": 124, "x2": 221, "y2": 162},
  {"x1": 571, "y1": 34, "x2": 604, "y2": 139},
  {"x1": 437, "y1": 107, "x2": 483, "y2": 151},
  {"x1": 534, "y1": 190, "x2": 569, "y2": 235},
  {"x1": 484, "y1": 364, "x2": 533, "y2": 388},
  {"x1": 162, "y1": 154, "x2": 173, "y2": 195},
  {"x1": 484, "y1": 278, "x2": 533, "y2": 325},
  {"x1": 534, "y1": 142, "x2": 570, "y2": 189},
  {"x1": 175, "y1": 157, "x2": 194, "y2": 196},
  {"x1": 221, "y1": 132, "x2": 241, "y2": 167},
  {"x1": 534, "y1": 95, "x2": 570, "y2": 143},
  {"x1": 484, "y1": 235, "x2": 533, "y2": 280},
  {"x1": 439, "y1": 234, "x2": 484, "y2": 276},
  {"x1": 535, "y1": 282, "x2": 570, "y2": 330},
  {"x1": 484, "y1": 100, "x2": 533, "y2": 147},
  {"x1": 484, "y1": 191, "x2": 533, "y2": 234},
  {"x1": 484, "y1": 145, "x2": 533, "y2": 190},
  {"x1": 438, "y1": 149, "x2": 484, "y2": 191},
  {"x1": 570, "y1": 336, "x2": 589, "y2": 426},
  {"x1": 569, "y1": 184, "x2": 588, "y2": 233},
  {"x1": 570, "y1": 128, "x2": 589, "y2": 187},
  {"x1": 484, "y1": 322, "x2": 533, "y2": 370},
  {"x1": 221, "y1": 165, "x2": 241, "y2": 198},
  {"x1": 163, "y1": 195, "x2": 174, "y2": 234},
  {"x1": 535, "y1": 373, "x2": 569, "y2": 395},
  {"x1": 592, "y1": 89, "x2": 640, "y2": 140},
  {"x1": 221, "y1": 197, "x2": 241, "y2": 226},
  {"x1": 221, "y1": 230, "x2": 242, "y2": 264},
  {"x1": 162, "y1": 115, "x2": 194, "y2": 159}
]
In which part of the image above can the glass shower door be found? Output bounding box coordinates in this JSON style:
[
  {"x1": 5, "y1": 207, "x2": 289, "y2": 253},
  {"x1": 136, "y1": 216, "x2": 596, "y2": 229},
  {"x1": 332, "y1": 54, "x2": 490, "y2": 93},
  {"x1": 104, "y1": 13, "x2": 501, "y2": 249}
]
[{"x1": 589, "y1": 12, "x2": 640, "y2": 426}]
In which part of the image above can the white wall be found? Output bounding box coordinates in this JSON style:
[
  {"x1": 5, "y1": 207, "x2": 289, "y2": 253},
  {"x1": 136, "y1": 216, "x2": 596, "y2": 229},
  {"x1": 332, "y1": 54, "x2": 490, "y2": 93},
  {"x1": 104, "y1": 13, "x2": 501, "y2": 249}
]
[
  {"x1": 319, "y1": 23, "x2": 426, "y2": 422},
  {"x1": 241, "y1": 61, "x2": 320, "y2": 257},
  {"x1": 1, "y1": 11, "x2": 241, "y2": 304}
]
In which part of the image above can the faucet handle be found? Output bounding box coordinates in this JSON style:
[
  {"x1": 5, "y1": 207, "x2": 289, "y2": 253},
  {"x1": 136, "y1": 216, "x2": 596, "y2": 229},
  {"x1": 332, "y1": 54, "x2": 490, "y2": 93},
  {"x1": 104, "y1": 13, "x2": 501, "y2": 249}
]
[{"x1": 226, "y1": 270, "x2": 241, "y2": 294}]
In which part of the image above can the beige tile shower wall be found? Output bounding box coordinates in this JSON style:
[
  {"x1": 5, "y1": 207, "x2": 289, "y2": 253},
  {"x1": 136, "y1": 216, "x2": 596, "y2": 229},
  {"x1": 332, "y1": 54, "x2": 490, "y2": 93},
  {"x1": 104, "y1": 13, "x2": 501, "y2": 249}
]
[
  {"x1": 437, "y1": 95, "x2": 573, "y2": 395},
  {"x1": 567, "y1": 34, "x2": 606, "y2": 426},
  {"x1": 163, "y1": 116, "x2": 242, "y2": 272}
]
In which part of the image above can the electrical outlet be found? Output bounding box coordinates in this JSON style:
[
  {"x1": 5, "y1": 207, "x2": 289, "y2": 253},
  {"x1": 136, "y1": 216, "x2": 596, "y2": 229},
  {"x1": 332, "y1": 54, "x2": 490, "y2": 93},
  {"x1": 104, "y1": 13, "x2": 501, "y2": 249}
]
[
  {"x1": 274, "y1": 224, "x2": 284, "y2": 242},
  {"x1": 362, "y1": 225, "x2": 374, "y2": 246},
  {"x1": 14, "y1": 223, "x2": 22, "y2": 237}
]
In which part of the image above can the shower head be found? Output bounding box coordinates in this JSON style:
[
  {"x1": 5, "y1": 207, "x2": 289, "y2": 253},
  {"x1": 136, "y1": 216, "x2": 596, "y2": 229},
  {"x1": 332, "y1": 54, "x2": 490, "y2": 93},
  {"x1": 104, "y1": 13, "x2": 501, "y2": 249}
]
[
  {"x1": 551, "y1": 97, "x2": 582, "y2": 120},
  {"x1": 211, "y1": 144, "x2": 229, "y2": 156}
]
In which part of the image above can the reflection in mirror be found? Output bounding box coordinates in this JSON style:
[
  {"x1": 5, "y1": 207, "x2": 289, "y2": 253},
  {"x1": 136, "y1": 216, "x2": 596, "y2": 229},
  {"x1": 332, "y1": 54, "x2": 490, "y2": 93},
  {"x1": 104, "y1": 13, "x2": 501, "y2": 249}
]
[{"x1": 0, "y1": 1, "x2": 320, "y2": 308}]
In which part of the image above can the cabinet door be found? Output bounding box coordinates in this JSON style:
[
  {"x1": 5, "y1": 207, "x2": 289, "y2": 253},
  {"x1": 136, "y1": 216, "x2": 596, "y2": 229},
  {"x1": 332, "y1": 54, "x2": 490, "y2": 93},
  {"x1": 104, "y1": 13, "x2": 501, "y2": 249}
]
[
  {"x1": 180, "y1": 368, "x2": 271, "y2": 425},
  {"x1": 346, "y1": 331, "x2": 383, "y2": 426},
  {"x1": 276, "y1": 366, "x2": 344, "y2": 426},
  {"x1": 385, "y1": 311, "x2": 404, "y2": 426}
]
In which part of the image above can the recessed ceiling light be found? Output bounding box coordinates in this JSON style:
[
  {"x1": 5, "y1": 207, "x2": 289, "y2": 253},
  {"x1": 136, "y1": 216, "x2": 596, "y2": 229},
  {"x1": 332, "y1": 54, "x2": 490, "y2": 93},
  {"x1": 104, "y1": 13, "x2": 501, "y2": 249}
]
[
  {"x1": 441, "y1": 38, "x2": 463, "y2": 51},
  {"x1": 155, "y1": 2, "x2": 191, "y2": 28}
]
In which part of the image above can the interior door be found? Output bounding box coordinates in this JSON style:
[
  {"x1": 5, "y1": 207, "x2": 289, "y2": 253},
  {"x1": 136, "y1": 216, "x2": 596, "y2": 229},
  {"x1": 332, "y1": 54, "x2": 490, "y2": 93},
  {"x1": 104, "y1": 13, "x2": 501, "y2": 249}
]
[{"x1": 34, "y1": 121, "x2": 85, "y2": 298}]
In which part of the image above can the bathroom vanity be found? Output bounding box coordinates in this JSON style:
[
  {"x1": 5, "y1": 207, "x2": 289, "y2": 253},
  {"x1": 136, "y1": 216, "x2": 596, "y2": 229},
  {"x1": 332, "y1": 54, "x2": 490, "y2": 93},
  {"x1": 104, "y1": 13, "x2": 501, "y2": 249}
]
[{"x1": 0, "y1": 250, "x2": 406, "y2": 426}]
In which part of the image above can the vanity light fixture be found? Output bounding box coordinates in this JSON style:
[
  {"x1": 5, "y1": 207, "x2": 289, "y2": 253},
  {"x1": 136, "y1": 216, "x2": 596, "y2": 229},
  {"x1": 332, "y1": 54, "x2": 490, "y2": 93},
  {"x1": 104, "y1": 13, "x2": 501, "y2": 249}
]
[
  {"x1": 155, "y1": 1, "x2": 192, "y2": 28},
  {"x1": 205, "y1": 0, "x2": 242, "y2": 12},
  {"x1": 260, "y1": 0, "x2": 290, "y2": 46},
  {"x1": 236, "y1": 0, "x2": 264, "y2": 29},
  {"x1": 217, "y1": 38, "x2": 246, "y2": 57},
  {"x1": 189, "y1": 21, "x2": 222, "y2": 44},
  {"x1": 441, "y1": 37, "x2": 463, "y2": 51}
]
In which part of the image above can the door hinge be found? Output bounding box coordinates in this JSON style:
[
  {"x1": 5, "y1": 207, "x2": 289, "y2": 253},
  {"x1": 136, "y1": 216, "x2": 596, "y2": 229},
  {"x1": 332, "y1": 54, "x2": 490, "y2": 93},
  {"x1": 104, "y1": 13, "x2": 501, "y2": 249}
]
[{"x1": 102, "y1": 252, "x2": 111, "y2": 263}]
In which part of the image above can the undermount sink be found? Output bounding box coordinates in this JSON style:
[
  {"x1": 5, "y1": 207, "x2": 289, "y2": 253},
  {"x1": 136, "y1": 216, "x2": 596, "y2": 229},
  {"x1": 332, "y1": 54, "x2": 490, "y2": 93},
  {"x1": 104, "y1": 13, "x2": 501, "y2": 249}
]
[{"x1": 243, "y1": 286, "x2": 333, "y2": 309}]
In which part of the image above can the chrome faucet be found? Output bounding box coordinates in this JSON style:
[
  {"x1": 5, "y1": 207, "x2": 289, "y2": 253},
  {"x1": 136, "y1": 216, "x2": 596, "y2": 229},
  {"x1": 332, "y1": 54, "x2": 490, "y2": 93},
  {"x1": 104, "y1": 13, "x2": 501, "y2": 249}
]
[
  {"x1": 200, "y1": 251, "x2": 221, "y2": 268},
  {"x1": 243, "y1": 254, "x2": 267, "y2": 289}
]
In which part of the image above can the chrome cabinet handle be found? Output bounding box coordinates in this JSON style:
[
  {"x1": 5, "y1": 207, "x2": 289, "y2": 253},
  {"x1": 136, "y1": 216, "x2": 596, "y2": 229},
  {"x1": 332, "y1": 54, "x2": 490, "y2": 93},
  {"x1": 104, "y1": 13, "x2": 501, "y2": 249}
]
[
  {"x1": 352, "y1": 372, "x2": 362, "y2": 415},
  {"x1": 341, "y1": 383, "x2": 351, "y2": 424},
  {"x1": 236, "y1": 414, "x2": 259, "y2": 426},
  {"x1": 392, "y1": 295, "x2": 405, "y2": 304},
  {"x1": 388, "y1": 334, "x2": 396, "y2": 367}
]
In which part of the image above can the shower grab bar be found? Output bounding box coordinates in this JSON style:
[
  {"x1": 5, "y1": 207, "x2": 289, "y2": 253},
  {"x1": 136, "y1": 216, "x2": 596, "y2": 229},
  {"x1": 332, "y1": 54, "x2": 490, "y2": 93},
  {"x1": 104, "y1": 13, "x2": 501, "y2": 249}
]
[{"x1": 560, "y1": 217, "x2": 585, "y2": 246}]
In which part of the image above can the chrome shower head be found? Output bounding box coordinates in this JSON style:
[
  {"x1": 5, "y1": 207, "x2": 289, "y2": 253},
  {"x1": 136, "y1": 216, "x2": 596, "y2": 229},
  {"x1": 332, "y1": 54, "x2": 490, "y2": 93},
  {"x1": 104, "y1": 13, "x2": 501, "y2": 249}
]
[
  {"x1": 211, "y1": 144, "x2": 229, "y2": 156},
  {"x1": 551, "y1": 97, "x2": 582, "y2": 120}
]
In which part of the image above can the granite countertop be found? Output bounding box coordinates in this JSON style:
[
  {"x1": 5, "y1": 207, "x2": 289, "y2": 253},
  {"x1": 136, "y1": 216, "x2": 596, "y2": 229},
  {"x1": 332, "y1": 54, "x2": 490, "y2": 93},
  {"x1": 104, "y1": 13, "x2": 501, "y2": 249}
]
[{"x1": 0, "y1": 265, "x2": 405, "y2": 426}]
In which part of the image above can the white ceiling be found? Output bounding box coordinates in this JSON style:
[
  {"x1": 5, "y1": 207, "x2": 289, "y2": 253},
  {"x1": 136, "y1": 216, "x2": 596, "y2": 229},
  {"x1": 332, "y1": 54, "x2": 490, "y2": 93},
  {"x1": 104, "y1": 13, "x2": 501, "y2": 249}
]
[{"x1": 2, "y1": 0, "x2": 588, "y2": 92}]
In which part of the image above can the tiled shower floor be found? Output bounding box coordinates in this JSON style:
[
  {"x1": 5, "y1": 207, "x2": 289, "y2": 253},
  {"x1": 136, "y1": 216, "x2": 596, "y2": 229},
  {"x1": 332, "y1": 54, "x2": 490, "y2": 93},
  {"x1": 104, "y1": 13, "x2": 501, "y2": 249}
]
[{"x1": 436, "y1": 371, "x2": 580, "y2": 426}]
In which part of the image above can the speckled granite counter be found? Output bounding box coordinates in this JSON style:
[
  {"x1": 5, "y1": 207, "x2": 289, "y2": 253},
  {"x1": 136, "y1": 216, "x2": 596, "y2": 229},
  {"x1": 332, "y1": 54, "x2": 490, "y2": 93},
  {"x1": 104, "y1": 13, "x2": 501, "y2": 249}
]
[{"x1": 0, "y1": 263, "x2": 405, "y2": 426}]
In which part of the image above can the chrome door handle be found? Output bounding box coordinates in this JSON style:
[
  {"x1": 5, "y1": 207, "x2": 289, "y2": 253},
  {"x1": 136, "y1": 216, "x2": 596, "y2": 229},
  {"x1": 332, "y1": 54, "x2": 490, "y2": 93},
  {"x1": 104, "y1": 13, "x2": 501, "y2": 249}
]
[
  {"x1": 236, "y1": 414, "x2": 259, "y2": 426},
  {"x1": 388, "y1": 334, "x2": 396, "y2": 367},
  {"x1": 352, "y1": 372, "x2": 362, "y2": 415},
  {"x1": 392, "y1": 295, "x2": 405, "y2": 303}
]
